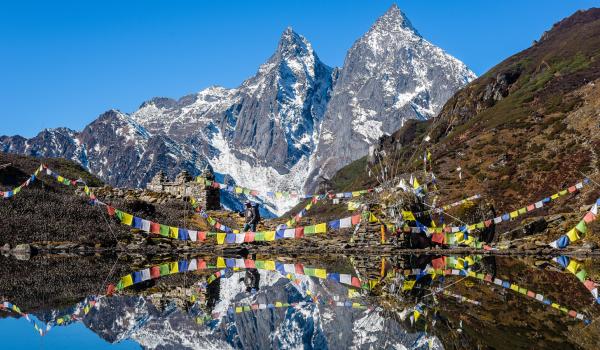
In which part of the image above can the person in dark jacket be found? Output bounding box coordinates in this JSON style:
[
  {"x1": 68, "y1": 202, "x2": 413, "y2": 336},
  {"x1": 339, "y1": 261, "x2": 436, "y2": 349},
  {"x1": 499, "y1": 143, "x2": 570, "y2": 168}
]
[{"x1": 240, "y1": 201, "x2": 260, "y2": 232}]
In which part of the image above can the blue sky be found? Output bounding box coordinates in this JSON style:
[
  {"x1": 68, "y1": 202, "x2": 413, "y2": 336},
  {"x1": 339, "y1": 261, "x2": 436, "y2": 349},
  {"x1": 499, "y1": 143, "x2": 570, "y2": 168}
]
[
  {"x1": 0, "y1": 318, "x2": 140, "y2": 349},
  {"x1": 1, "y1": 0, "x2": 598, "y2": 137}
]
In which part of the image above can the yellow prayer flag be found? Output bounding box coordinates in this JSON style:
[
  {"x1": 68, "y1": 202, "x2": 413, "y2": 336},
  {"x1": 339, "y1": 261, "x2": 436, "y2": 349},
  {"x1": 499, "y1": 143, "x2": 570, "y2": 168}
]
[
  {"x1": 566, "y1": 260, "x2": 580, "y2": 274},
  {"x1": 235, "y1": 307, "x2": 242, "y2": 313},
  {"x1": 413, "y1": 178, "x2": 420, "y2": 189},
  {"x1": 566, "y1": 228, "x2": 580, "y2": 242},
  {"x1": 263, "y1": 260, "x2": 276, "y2": 271},
  {"x1": 369, "y1": 212, "x2": 379, "y2": 223},
  {"x1": 120, "y1": 274, "x2": 133, "y2": 288},
  {"x1": 509, "y1": 211, "x2": 519, "y2": 219},
  {"x1": 275, "y1": 302, "x2": 283, "y2": 308},
  {"x1": 314, "y1": 269, "x2": 327, "y2": 279},
  {"x1": 403, "y1": 280, "x2": 416, "y2": 291},
  {"x1": 264, "y1": 231, "x2": 275, "y2": 241},
  {"x1": 414, "y1": 310, "x2": 421, "y2": 321},
  {"x1": 550, "y1": 193, "x2": 559, "y2": 200},
  {"x1": 315, "y1": 223, "x2": 327, "y2": 233},
  {"x1": 121, "y1": 212, "x2": 133, "y2": 226},
  {"x1": 216, "y1": 233, "x2": 226, "y2": 245},
  {"x1": 217, "y1": 257, "x2": 226, "y2": 268},
  {"x1": 169, "y1": 262, "x2": 179, "y2": 274},
  {"x1": 402, "y1": 211, "x2": 416, "y2": 221},
  {"x1": 169, "y1": 227, "x2": 179, "y2": 239}
]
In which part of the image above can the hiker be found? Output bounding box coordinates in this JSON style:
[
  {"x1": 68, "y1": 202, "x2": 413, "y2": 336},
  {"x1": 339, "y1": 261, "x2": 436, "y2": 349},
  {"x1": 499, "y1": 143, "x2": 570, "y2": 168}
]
[
  {"x1": 242, "y1": 269, "x2": 260, "y2": 293},
  {"x1": 240, "y1": 201, "x2": 261, "y2": 232}
]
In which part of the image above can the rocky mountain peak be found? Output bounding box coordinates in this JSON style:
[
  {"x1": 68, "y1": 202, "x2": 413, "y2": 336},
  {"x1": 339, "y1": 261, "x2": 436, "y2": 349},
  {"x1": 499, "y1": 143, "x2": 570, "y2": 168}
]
[
  {"x1": 370, "y1": 3, "x2": 419, "y2": 37},
  {"x1": 275, "y1": 26, "x2": 314, "y2": 60}
]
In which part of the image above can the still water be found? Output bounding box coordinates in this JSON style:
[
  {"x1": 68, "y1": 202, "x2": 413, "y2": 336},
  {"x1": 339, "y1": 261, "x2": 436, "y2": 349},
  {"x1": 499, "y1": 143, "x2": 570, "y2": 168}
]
[{"x1": 0, "y1": 253, "x2": 599, "y2": 349}]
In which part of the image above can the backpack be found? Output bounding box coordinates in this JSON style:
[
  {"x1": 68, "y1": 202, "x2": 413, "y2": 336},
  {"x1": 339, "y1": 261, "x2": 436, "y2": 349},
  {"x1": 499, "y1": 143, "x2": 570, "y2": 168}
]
[{"x1": 252, "y1": 204, "x2": 261, "y2": 223}]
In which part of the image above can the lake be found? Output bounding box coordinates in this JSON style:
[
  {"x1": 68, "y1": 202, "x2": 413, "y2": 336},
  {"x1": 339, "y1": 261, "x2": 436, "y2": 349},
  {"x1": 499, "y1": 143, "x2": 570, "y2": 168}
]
[{"x1": 1, "y1": 253, "x2": 599, "y2": 349}]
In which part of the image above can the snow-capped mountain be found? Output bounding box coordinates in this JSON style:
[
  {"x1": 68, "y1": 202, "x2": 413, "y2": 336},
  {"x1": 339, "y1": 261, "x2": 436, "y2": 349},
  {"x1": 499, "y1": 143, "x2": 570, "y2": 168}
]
[
  {"x1": 306, "y1": 4, "x2": 476, "y2": 190},
  {"x1": 0, "y1": 4, "x2": 474, "y2": 213}
]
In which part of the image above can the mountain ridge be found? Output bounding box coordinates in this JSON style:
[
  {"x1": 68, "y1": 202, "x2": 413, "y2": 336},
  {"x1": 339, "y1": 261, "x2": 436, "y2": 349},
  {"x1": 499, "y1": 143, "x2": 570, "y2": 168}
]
[{"x1": 1, "y1": 5, "x2": 475, "y2": 214}]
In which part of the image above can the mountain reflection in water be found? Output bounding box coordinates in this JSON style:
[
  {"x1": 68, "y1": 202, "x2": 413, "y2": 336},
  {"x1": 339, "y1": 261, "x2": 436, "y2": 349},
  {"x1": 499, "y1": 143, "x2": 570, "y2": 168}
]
[{"x1": 1, "y1": 253, "x2": 599, "y2": 349}]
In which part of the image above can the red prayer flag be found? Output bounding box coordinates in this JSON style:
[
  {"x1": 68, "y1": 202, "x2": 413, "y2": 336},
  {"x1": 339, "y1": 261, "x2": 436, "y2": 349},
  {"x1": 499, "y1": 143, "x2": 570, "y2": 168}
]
[
  {"x1": 568, "y1": 310, "x2": 577, "y2": 317},
  {"x1": 244, "y1": 259, "x2": 256, "y2": 268},
  {"x1": 150, "y1": 266, "x2": 160, "y2": 279},
  {"x1": 527, "y1": 291, "x2": 536, "y2": 298},
  {"x1": 198, "y1": 232, "x2": 207, "y2": 241},
  {"x1": 295, "y1": 227, "x2": 304, "y2": 238},
  {"x1": 150, "y1": 222, "x2": 160, "y2": 234},
  {"x1": 526, "y1": 204, "x2": 535, "y2": 212},
  {"x1": 484, "y1": 220, "x2": 492, "y2": 227},
  {"x1": 568, "y1": 186, "x2": 577, "y2": 193},
  {"x1": 351, "y1": 215, "x2": 361, "y2": 225},
  {"x1": 107, "y1": 206, "x2": 116, "y2": 216},
  {"x1": 583, "y1": 212, "x2": 597, "y2": 224},
  {"x1": 351, "y1": 276, "x2": 361, "y2": 287},
  {"x1": 484, "y1": 274, "x2": 493, "y2": 282},
  {"x1": 244, "y1": 232, "x2": 255, "y2": 242},
  {"x1": 584, "y1": 280, "x2": 596, "y2": 291},
  {"x1": 197, "y1": 259, "x2": 207, "y2": 269},
  {"x1": 431, "y1": 233, "x2": 445, "y2": 245},
  {"x1": 431, "y1": 257, "x2": 446, "y2": 270},
  {"x1": 106, "y1": 284, "x2": 116, "y2": 295},
  {"x1": 295, "y1": 264, "x2": 304, "y2": 275}
]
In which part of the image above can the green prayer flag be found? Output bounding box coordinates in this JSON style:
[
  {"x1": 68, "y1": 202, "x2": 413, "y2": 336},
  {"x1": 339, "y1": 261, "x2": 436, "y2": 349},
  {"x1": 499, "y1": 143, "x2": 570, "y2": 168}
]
[
  {"x1": 576, "y1": 269, "x2": 588, "y2": 282},
  {"x1": 575, "y1": 220, "x2": 588, "y2": 234},
  {"x1": 160, "y1": 224, "x2": 170, "y2": 237}
]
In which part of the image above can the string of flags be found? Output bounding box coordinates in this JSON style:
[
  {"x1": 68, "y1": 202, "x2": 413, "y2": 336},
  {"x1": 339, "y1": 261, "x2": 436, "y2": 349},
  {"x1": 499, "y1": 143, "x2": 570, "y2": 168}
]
[
  {"x1": 26, "y1": 165, "x2": 375, "y2": 244},
  {"x1": 113, "y1": 256, "x2": 375, "y2": 292},
  {"x1": 0, "y1": 297, "x2": 100, "y2": 337},
  {"x1": 402, "y1": 178, "x2": 591, "y2": 234},
  {"x1": 3, "y1": 164, "x2": 596, "y2": 251},
  {"x1": 49, "y1": 297, "x2": 98, "y2": 327},
  {"x1": 0, "y1": 164, "x2": 43, "y2": 199},
  {"x1": 551, "y1": 256, "x2": 599, "y2": 304},
  {"x1": 0, "y1": 301, "x2": 48, "y2": 336},
  {"x1": 549, "y1": 198, "x2": 599, "y2": 249},
  {"x1": 195, "y1": 176, "x2": 374, "y2": 201},
  {"x1": 401, "y1": 258, "x2": 590, "y2": 323}
]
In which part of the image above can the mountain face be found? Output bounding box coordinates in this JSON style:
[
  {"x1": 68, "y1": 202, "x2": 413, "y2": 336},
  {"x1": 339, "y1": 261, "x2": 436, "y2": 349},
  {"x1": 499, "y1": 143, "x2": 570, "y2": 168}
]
[
  {"x1": 306, "y1": 4, "x2": 476, "y2": 190},
  {"x1": 0, "y1": 5, "x2": 474, "y2": 212}
]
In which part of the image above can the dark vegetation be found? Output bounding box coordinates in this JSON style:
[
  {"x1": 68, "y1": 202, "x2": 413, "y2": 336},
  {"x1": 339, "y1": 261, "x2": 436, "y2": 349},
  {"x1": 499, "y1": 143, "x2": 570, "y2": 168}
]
[{"x1": 0, "y1": 153, "x2": 201, "y2": 247}]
